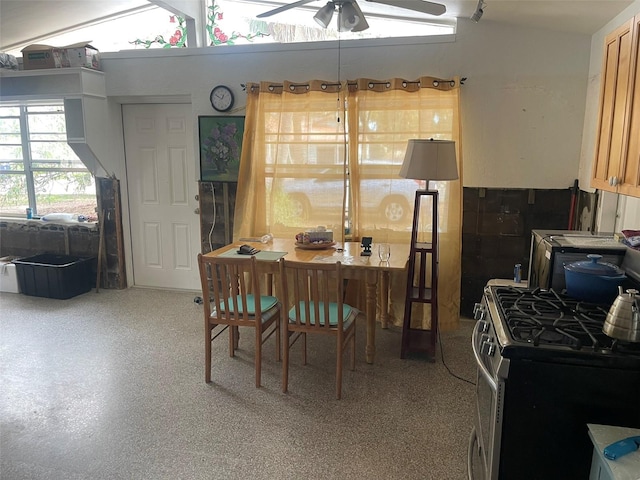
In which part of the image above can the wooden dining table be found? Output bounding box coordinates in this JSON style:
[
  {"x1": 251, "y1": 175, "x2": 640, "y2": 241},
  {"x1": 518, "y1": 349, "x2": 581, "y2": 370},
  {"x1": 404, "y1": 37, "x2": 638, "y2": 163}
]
[{"x1": 205, "y1": 238, "x2": 410, "y2": 364}]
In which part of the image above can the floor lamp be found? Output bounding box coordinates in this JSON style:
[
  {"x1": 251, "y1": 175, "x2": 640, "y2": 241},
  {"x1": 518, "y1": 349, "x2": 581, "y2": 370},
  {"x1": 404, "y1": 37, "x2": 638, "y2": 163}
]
[{"x1": 399, "y1": 139, "x2": 458, "y2": 359}]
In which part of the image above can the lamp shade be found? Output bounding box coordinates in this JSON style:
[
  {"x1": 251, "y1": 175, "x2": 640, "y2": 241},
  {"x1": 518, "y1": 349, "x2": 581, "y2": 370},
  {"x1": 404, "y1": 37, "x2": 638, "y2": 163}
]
[{"x1": 399, "y1": 139, "x2": 458, "y2": 182}]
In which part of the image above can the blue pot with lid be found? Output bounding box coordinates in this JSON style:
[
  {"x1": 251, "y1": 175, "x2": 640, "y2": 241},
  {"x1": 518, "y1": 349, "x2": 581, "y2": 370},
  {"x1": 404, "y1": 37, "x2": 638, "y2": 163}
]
[{"x1": 564, "y1": 254, "x2": 626, "y2": 303}]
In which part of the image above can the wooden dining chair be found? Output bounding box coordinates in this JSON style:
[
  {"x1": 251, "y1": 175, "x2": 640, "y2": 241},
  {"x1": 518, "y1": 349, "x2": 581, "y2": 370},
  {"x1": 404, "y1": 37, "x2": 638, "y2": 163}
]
[
  {"x1": 197, "y1": 253, "x2": 281, "y2": 388},
  {"x1": 279, "y1": 259, "x2": 358, "y2": 399}
]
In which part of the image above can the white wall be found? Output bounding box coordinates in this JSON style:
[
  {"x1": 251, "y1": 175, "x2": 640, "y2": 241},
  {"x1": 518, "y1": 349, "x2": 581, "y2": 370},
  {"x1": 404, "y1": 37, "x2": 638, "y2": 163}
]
[
  {"x1": 97, "y1": 19, "x2": 598, "y2": 284},
  {"x1": 100, "y1": 18, "x2": 592, "y2": 190},
  {"x1": 456, "y1": 20, "x2": 591, "y2": 188},
  {"x1": 579, "y1": 0, "x2": 640, "y2": 231}
]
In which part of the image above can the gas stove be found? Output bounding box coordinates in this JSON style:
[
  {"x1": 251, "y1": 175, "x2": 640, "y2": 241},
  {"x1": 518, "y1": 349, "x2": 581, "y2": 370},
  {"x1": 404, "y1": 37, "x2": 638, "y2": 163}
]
[
  {"x1": 469, "y1": 281, "x2": 640, "y2": 480},
  {"x1": 483, "y1": 284, "x2": 640, "y2": 368},
  {"x1": 496, "y1": 286, "x2": 611, "y2": 347}
]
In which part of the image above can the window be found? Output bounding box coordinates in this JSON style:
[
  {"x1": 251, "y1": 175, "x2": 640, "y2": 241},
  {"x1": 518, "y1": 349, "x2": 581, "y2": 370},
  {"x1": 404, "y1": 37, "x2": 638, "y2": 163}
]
[
  {"x1": 237, "y1": 80, "x2": 460, "y2": 243},
  {"x1": 0, "y1": 104, "x2": 97, "y2": 219},
  {"x1": 5, "y1": 0, "x2": 455, "y2": 57},
  {"x1": 237, "y1": 80, "x2": 463, "y2": 332},
  {"x1": 210, "y1": 0, "x2": 455, "y2": 44},
  {"x1": 261, "y1": 94, "x2": 349, "y2": 231}
]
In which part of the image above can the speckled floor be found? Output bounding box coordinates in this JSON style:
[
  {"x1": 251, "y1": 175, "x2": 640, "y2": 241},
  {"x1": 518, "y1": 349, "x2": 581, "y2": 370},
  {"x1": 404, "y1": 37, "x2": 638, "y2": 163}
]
[{"x1": 1, "y1": 288, "x2": 476, "y2": 480}]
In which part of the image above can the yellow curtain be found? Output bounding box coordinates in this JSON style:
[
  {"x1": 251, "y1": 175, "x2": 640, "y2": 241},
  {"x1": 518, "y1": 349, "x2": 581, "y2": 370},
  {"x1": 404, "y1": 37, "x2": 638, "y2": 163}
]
[{"x1": 234, "y1": 77, "x2": 463, "y2": 331}]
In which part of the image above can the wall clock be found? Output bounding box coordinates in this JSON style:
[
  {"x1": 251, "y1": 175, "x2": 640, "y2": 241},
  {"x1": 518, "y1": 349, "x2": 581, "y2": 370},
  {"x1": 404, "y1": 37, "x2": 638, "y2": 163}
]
[{"x1": 210, "y1": 85, "x2": 234, "y2": 112}]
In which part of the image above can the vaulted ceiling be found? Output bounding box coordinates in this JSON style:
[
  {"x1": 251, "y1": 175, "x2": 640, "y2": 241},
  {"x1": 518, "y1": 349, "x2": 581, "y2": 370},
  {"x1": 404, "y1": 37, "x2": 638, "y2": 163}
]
[{"x1": 0, "y1": 0, "x2": 635, "y2": 52}]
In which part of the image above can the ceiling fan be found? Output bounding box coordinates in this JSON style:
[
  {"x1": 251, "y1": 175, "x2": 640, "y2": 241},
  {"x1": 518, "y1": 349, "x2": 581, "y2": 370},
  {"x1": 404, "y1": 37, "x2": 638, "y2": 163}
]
[{"x1": 256, "y1": 0, "x2": 446, "y2": 32}]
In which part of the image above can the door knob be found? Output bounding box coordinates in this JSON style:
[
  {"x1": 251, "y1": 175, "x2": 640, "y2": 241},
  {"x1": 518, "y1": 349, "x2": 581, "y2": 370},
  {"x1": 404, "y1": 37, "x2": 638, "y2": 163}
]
[{"x1": 194, "y1": 208, "x2": 200, "y2": 214}]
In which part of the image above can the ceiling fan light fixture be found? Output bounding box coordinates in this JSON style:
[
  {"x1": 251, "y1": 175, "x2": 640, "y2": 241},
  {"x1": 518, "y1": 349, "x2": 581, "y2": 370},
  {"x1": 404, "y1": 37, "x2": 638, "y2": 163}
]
[
  {"x1": 346, "y1": 0, "x2": 369, "y2": 32},
  {"x1": 338, "y1": 2, "x2": 361, "y2": 32},
  {"x1": 350, "y1": 15, "x2": 369, "y2": 32},
  {"x1": 314, "y1": 2, "x2": 335, "y2": 28},
  {"x1": 258, "y1": 0, "x2": 448, "y2": 24},
  {"x1": 471, "y1": 0, "x2": 485, "y2": 22}
]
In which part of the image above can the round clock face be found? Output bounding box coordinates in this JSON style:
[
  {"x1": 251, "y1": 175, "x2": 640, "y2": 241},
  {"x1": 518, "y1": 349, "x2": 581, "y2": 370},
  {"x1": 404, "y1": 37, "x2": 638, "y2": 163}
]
[{"x1": 210, "y1": 85, "x2": 234, "y2": 112}]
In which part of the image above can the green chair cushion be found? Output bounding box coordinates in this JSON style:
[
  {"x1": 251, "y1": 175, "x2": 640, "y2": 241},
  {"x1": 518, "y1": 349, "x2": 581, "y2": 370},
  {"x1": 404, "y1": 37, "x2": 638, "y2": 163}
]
[
  {"x1": 220, "y1": 295, "x2": 278, "y2": 315},
  {"x1": 288, "y1": 301, "x2": 357, "y2": 327}
]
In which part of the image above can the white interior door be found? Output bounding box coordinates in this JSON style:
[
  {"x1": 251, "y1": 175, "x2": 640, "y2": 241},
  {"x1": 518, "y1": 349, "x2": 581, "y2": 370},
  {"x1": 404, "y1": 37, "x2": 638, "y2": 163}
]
[{"x1": 123, "y1": 104, "x2": 201, "y2": 290}]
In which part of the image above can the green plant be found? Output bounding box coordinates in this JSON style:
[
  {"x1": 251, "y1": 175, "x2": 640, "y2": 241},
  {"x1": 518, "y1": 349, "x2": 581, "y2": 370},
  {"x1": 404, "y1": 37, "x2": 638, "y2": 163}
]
[
  {"x1": 0, "y1": 171, "x2": 95, "y2": 214},
  {"x1": 0, "y1": 174, "x2": 28, "y2": 207}
]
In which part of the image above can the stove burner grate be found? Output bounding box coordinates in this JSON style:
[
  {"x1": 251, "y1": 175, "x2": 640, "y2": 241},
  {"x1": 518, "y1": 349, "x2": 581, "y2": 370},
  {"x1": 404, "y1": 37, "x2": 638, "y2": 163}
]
[{"x1": 494, "y1": 286, "x2": 613, "y2": 350}]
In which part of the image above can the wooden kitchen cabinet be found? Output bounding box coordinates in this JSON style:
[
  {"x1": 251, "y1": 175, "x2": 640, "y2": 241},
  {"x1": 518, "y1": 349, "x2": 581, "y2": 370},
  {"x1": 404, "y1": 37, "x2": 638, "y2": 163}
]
[
  {"x1": 592, "y1": 15, "x2": 640, "y2": 197},
  {"x1": 619, "y1": 15, "x2": 640, "y2": 197}
]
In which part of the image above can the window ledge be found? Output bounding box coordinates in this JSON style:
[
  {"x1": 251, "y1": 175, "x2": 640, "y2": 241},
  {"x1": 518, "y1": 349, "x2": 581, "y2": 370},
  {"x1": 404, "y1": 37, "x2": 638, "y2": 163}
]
[{"x1": 0, "y1": 217, "x2": 98, "y2": 230}]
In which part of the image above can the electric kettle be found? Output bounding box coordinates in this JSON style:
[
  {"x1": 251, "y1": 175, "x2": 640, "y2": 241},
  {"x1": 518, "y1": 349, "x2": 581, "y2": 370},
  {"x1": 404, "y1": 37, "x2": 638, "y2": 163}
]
[{"x1": 603, "y1": 287, "x2": 640, "y2": 343}]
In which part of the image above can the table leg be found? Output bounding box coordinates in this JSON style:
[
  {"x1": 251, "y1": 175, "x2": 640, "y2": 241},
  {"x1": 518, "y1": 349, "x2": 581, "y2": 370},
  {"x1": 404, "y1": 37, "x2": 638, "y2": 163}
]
[
  {"x1": 380, "y1": 271, "x2": 390, "y2": 329},
  {"x1": 365, "y1": 273, "x2": 377, "y2": 364}
]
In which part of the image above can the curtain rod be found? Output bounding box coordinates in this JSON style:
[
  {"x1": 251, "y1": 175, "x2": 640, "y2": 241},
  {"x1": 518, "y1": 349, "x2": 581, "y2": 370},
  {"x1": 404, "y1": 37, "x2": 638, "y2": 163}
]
[{"x1": 243, "y1": 77, "x2": 467, "y2": 92}]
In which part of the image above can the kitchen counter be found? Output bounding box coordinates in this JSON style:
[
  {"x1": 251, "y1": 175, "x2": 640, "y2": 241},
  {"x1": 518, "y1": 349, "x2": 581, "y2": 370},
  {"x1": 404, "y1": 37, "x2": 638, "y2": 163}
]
[
  {"x1": 588, "y1": 424, "x2": 640, "y2": 480},
  {"x1": 622, "y1": 247, "x2": 640, "y2": 284}
]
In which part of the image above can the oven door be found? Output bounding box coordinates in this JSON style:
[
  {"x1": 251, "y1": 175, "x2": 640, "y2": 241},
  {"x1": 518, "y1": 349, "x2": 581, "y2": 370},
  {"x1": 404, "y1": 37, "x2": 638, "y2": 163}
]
[{"x1": 469, "y1": 318, "x2": 504, "y2": 480}]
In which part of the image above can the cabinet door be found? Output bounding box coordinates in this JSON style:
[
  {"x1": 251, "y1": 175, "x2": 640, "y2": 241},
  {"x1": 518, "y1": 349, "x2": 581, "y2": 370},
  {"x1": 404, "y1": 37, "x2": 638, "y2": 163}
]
[
  {"x1": 591, "y1": 19, "x2": 634, "y2": 191},
  {"x1": 619, "y1": 14, "x2": 640, "y2": 197}
]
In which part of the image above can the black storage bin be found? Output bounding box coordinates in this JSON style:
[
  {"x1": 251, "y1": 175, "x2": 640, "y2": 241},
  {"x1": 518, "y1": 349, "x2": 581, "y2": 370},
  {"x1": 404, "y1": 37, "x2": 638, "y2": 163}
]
[{"x1": 14, "y1": 254, "x2": 94, "y2": 299}]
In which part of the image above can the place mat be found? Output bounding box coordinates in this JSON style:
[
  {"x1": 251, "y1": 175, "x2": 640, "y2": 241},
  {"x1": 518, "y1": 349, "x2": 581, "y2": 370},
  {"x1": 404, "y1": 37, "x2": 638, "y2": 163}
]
[
  {"x1": 218, "y1": 249, "x2": 287, "y2": 261},
  {"x1": 314, "y1": 254, "x2": 356, "y2": 265}
]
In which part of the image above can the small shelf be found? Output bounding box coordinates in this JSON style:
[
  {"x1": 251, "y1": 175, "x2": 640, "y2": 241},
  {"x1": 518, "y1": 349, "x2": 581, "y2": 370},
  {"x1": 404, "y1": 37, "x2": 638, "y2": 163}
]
[
  {"x1": 407, "y1": 286, "x2": 433, "y2": 302},
  {"x1": 414, "y1": 241, "x2": 434, "y2": 252},
  {"x1": 0, "y1": 67, "x2": 106, "y2": 101},
  {"x1": 401, "y1": 190, "x2": 439, "y2": 361}
]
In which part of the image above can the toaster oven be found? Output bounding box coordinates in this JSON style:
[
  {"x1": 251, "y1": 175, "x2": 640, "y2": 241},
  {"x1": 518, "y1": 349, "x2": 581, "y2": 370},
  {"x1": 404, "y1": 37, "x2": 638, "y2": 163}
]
[{"x1": 528, "y1": 229, "x2": 627, "y2": 291}]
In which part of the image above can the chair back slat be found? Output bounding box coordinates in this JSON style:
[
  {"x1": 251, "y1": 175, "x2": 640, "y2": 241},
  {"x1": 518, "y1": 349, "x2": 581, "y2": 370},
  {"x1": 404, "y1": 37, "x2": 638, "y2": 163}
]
[
  {"x1": 279, "y1": 257, "x2": 356, "y2": 398},
  {"x1": 197, "y1": 252, "x2": 282, "y2": 388},
  {"x1": 198, "y1": 254, "x2": 262, "y2": 326},
  {"x1": 280, "y1": 259, "x2": 344, "y2": 331}
]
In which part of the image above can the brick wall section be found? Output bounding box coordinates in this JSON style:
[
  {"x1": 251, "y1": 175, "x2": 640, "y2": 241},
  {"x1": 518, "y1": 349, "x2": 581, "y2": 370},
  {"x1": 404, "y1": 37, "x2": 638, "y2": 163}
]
[
  {"x1": 461, "y1": 188, "x2": 574, "y2": 316},
  {"x1": 1, "y1": 182, "x2": 593, "y2": 301},
  {"x1": 199, "y1": 181, "x2": 237, "y2": 254},
  {"x1": 0, "y1": 222, "x2": 99, "y2": 257},
  {"x1": 96, "y1": 177, "x2": 126, "y2": 289}
]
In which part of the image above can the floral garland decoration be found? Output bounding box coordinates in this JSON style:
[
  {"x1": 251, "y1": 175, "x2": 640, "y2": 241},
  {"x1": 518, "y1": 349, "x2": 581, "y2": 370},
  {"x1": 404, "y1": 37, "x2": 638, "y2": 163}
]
[
  {"x1": 206, "y1": 4, "x2": 268, "y2": 46},
  {"x1": 130, "y1": 15, "x2": 187, "y2": 48},
  {"x1": 130, "y1": 6, "x2": 268, "y2": 49}
]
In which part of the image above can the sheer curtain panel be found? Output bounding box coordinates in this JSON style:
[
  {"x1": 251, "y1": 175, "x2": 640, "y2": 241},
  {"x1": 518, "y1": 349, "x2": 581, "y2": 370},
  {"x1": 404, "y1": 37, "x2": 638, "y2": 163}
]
[{"x1": 234, "y1": 77, "x2": 463, "y2": 331}]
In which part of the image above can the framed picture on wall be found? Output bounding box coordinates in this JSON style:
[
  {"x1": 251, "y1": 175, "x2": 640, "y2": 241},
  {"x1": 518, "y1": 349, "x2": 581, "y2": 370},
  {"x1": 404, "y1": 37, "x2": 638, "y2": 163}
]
[{"x1": 198, "y1": 116, "x2": 245, "y2": 182}]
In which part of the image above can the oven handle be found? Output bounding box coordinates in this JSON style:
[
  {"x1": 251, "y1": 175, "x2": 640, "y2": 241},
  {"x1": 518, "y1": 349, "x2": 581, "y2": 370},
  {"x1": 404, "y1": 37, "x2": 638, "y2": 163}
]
[
  {"x1": 472, "y1": 320, "x2": 498, "y2": 392},
  {"x1": 467, "y1": 426, "x2": 477, "y2": 480}
]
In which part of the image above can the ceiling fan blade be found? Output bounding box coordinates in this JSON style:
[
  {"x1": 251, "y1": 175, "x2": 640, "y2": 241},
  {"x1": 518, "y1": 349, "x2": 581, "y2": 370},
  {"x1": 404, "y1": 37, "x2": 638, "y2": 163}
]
[
  {"x1": 257, "y1": 0, "x2": 320, "y2": 18},
  {"x1": 365, "y1": 0, "x2": 446, "y2": 16}
]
